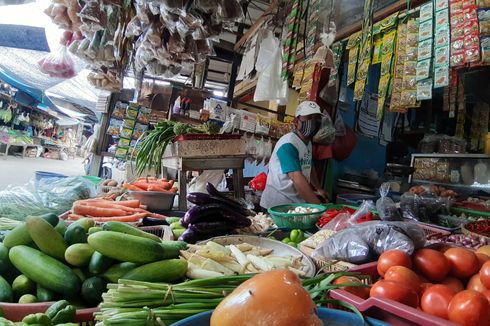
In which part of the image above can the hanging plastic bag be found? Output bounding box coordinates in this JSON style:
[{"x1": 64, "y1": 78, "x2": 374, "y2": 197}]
[
  {"x1": 249, "y1": 172, "x2": 267, "y2": 192},
  {"x1": 38, "y1": 46, "x2": 76, "y2": 78},
  {"x1": 262, "y1": 138, "x2": 273, "y2": 165},
  {"x1": 376, "y1": 182, "x2": 402, "y2": 221},
  {"x1": 313, "y1": 113, "x2": 336, "y2": 144},
  {"x1": 323, "y1": 200, "x2": 375, "y2": 231}
]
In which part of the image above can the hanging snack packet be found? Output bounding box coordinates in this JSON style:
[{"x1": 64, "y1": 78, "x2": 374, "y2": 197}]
[
  {"x1": 420, "y1": 2, "x2": 434, "y2": 22},
  {"x1": 418, "y1": 39, "x2": 433, "y2": 60},
  {"x1": 435, "y1": 46, "x2": 450, "y2": 65},
  {"x1": 436, "y1": 0, "x2": 449, "y2": 10},
  {"x1": 416, "y1": 59, "x2": 431, "y2": 81},
  {"x1": 419, "y1": 20, "x2": 433, "y2": 41},
  {"x1": 434, "y1": 65, "x2": 450, "y2": 88},
  {"x1": 417, "y1": 79, "x2": 433, "y2": 101}
]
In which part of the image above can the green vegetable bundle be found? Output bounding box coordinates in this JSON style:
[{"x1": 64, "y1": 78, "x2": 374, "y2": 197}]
[{"x1": 134, "y1": 121, "x2": 204, "y2": 176}]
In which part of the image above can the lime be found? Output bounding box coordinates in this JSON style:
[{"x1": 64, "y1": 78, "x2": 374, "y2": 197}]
[
  {"x1": 12, "y1": 275, "x2": 35, "y2": 298},
  {"x1": 18, "y1": 294, "x2": 38, "y2": 304}
]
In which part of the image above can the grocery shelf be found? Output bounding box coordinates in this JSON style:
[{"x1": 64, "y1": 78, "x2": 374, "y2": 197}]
[{"x1": 411, "y1": 179, "x2": 490, "y2": 191}]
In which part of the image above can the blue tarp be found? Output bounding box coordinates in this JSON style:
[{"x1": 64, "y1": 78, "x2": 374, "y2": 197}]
[{"x1": 0, "y1": 25, "x2": 50, "y2": 52}]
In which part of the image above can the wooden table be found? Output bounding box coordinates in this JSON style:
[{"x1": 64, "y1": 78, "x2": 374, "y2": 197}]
[{"x1": 161, "y1": 155, "x2": 246, "y2": 210}]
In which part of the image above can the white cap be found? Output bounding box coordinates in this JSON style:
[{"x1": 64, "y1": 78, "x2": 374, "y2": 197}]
[{"x1": 295, "y1": 101, "x2": 322, "y2": 117}]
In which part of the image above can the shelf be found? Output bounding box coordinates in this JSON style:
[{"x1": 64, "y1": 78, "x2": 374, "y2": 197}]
[
  {"x1": 412, "y1": 153, "x2": 490, "y2": 159},
  {"x1": 412, "y1": 179, "x2": 490, "y2": 191}
]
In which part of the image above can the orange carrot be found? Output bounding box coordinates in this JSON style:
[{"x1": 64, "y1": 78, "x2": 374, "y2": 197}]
[
  {"x1": 67, "y1": 213, "x2": 86, "y2": 221},
  {"x1": 77, "y1": 201, "x2": 146, "y2": 214},
  {"x1": 72, "y1": 204, "x2": 129, "y2": 217},
  {"x1": 130, "y1": 181, "x2": 152, "y2": 191},
  {"x1": 159, "y1": 181, "x2": 171, "y2": 190},
  {"x1": 169, "y1": 187, "x2": 178, "y2": 193},
  {"x1": 91, "y1": 212, "x2": 147, "y2": 222},
  {"x1": 85, "y1": 199, "x2": 141, "y2": 208},
  {"x1": 123, "y1": 183, "x2": 144, "y2": 191},
  {"x1": 161, "y1": 178, "x2": 167, "y2": 182},
  {"x1": 168, "y1": 180, "x2": 175, "y2": 187},
  {"x1": 147, "y1": 184, "x2": 167, "y2": 192}
]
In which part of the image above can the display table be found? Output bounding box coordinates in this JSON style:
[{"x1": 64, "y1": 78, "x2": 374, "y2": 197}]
[
  {"x1": 161, "y1": 155, "x2": 246, "y2": 210},
  {"x1": 0, "y1": 141, "x2": 42, "y2": 159}
]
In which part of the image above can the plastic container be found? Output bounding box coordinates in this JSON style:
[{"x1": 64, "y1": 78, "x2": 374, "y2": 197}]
[
  {"x1": 414, "y1": 214, "x2": 467, "y2": 233},
  {"x1": 330, "y1": 262, "x2": 459, "y2": 326},
  {"x1": 336, "y1": 194, "x2": 377, "y2": 206},
  {"x1": 35, "y1": 171, "x2": 67, "y2": 182},
  {"x1": 0, "y1": 302, "x2": 97, "y2": 324},
  {"x1": 268, "y1": 203, "x2": 327, "y2": 230},
  {"x1": 171, "y1": 308, "x2": 389, "y2": 326},
  {"x1": 129, "y1": 191, "x2": 177, "y2": 211}
]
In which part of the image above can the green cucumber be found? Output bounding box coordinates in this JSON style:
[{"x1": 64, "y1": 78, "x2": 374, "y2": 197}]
[
  {"x1": 36, "y1": 284, "x2": 55, "y2": 302},
  {"x1": 81, "y1": 277, "x2": 107, "y2": 306},
  {"x1": 26, "y1": 216, "x2": 68, "y2": 261},
  {"x1": 123, "y1": 259, "x2": 187, "y2": 283},
  {"x1": 65, "y1": 244, "x2": 94, "y2": 267},
  {"x1": 55, "y1": 220, "x2": 68, "y2": 236},
  {"x1": 165, "y1": 217, "x2": 181, "y2": 224},
  {"x1": 170, "y1": 221, "x2": 183, "y2": 230},
  {"x1": 160, "y1": 240, "x2": 187, "y2": 259},
  {"x1": 88, "y1": 227, "x2": 103, "y2": 235},
  {"x1": 64, "y1": 218, "x2": 94, "y2": 245},
  {"x1": 88, "y1": 231, "x2": 169, "y2": 264},
  {"x1": 70, "y1": 218, "x2": 95, "y2": 231},
  {"x1": 3, "y1": 214, "x2": 58, "y2": 248},
  {"x1": 88, "y1": 252, "x2": 113, "y2": 275},
  {"x1": 9, "y1": 246, "x2": 80, "y2": 295},
  {"x1": 0, "y1": 275, "x2": 13, "y2": 302},
  {"x1": 102, "y1": 221, "x2": 161, "y2": 242},
  {"x1": 71, "y1": 268, "x2": 87, "y2": 283},
  {"x1": 102, "y1": 262, "x2": 138, "y2": 283},
  {"x1": 172, "y1": 228, "x2": 185, "y2": 238}
]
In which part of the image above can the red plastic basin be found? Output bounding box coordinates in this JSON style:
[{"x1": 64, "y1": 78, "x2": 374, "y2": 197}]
[{"x1": 330, "y1": 262, "x2": 459, "y2": 326}]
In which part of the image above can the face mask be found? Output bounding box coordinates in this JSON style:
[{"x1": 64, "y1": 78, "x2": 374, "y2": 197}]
[{"x1": 298, "y1": 119, "x2": 321, "y2": 138}]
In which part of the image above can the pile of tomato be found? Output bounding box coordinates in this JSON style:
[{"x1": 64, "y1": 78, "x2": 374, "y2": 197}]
[
  {"x1": 317, "y1": 207, "x2": 377, "y2": 228},
  {"x1": 335, "y1": 246, "x2": 490, "y2": 326}
]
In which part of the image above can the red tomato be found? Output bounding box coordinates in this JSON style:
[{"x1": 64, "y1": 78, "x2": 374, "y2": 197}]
[
  {"x1": 476, "y1": 253, "x2": 490, "y2": 269},
  {"x1": 444, "y1": 248, "x2": 480, "y2": 279},
  {"x1": 377, "y1": 250, "x2": 412, "y2": 277},
  {"x1": 448, "y1": 290, "x2": 490, "y2": 326},
  {"x1": 420, "y1": 282, "x2": 434, "y2": 295},
  {"x1": 420, "y1": 284, "x2": 456, "y2": 320},
  {"x1": 467, "y1": 274, "x2": 488, "y2": 293},
  {"x1": 480, "y1": 261, "x2": 490, "y2": 290},
  {"x1": 370, "y1": 280, "x2": 419, "y2": 308},
  {"x1": 384, "y1": 266, "x2": 422, "y2": 294},
  {"x1": 440, "y1": 277, "x2": 465, "y2": 293},
  {"x1": 413, "y1": 249, "x2": 450, "y2": 282},
  {"x1": 333, "y1": 276, "x2": 369, "y2": 299},
  {"x1": 482, "y1": 290, "x2": 490, "y2": 304}
]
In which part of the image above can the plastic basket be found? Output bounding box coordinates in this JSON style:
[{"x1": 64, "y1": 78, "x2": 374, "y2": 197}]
[
  {"x1": 139, "y1": 225, "x2": 174, "y2": 241},
  {"x1": 0, "y1": 302, "x2": 97, "y2": 325},
  {"x1": 268, "y1": 204, "x2": 327, "y2": 230},
  {"x1": 329, "y1": 262, "x2": 459, "y2": 326},
  {"x1": 450, "y1": 207, "x2": 490, "y2": 219},
  {"x1": 171, "y1": 308, "x2": 389, "y2": 326}
]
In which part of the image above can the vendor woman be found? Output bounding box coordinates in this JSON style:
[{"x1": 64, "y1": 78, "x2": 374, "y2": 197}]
[{"x1": 261, "y1": 101, "x2": 328, "y2": 209}]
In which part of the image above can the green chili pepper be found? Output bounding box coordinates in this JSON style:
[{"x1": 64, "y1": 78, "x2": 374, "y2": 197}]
[{"x1": 290, "y1": 229, "x2": 304, "y2": 243}]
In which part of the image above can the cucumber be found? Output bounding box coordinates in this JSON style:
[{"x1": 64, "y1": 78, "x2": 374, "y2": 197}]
[
  {"x1": 88, "y1": 231, "x2": 169, "y2": 264},
  {"x1": 64, "y1": 225, "x2": 87, "y2": 245},
  {"x1": 70, "y1": 218, "x2": 95, "y2": 231},
  {"x1": 165, "y1": 217, "x2": 181, "y2": 224},
  {"x1": 55, "y1": 220, "x2": 68, "y2": 236},
  {"x1": 0, "y1": 275, "x2": 13, "y2": 302},
  {"x1": 88, "y1": 252, "x2": 113, "y2": 275},
  {"x1": 36, "y1": 284, "x2": 55, "y2": 302},
  {"x1": 9, "y1": 246, "x2": 80, "y2": 295},
  {"x1": 12, "y1": 275, "x2": 35, "y2": 298},
  {"x1": 3, "y1": 213, "x2": 58, "y2": 248},
  {"x1": 172, "y1": 228, "x2": 185, "y2": 238},
  {"x1": 0, "y1": 244, "x2": 18, "y2": 283},
  {"x1": 72, "y1": 268, "x2": 87, "y2": 282},
  {"x1": 88, "y1": 227, "x2": 103, "y2": 235},
  {"x1": 103, "y1": 222, "x2": 161, "y2": 242},
  {"x1": 123, "y1": 259, "x2": 187, "y2": 283},
  {"x1": 26, "y1": 216, "x2": 68, "y2": 261},
  {"x1": 102, "y1": 262, "x2": 138, "y2": 283},
  {"x1": 81, "y1": 277, "x2": 107, "y2": 306},
  {"x1": 170, "y1": 221, "x2": 184, "y2": 230},
  {"x1": 159, "y1": 240, "x2": 187, "y2": 259},
  {"x1": 65, "y1": 244, "x2": 94, "y2": 267}
]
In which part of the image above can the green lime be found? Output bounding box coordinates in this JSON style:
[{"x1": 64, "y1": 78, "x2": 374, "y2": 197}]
[
  {"x1": 18, "y1": 294, "x2": 37, "y2": 304},
  {"x1": 172, "y1": 228, "x2": 185, "y2": 238},
  {"x1": 282, "y1": 237, "x2": 291, "y2": 244},
  {"x1": 287, "y1": 242, "x2": 297, "y2": 248},
  {"x1": 12, "y1": 275, "x2": 35, "y2": 298}
]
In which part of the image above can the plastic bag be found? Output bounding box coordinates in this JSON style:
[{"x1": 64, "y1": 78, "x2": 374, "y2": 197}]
[
  {"x1": 400, "y1": 192, "x2": 451, "y2": 222},
  {"x1": 313, "y1": 113, "x2": 336, "y2": 145},
  {"x1": 312, "y1": 221, "x2": 426, "y2": 264},
  {"x1": 376, "y1": 183, "x2": 402, "y2": 221},
  {"x1": 323, "y1": 200, "x2": 375, "y2": 231},
  {"x1": 0, "y1": 177, "x2": 96, "y2": 221},
  {"x1": 249, "y1": 172, "x2": 267, "y2": 191},
  {"x1": 217, "y1": 0, "x2": 244, "y2": 22},
  {"x1": 38, "y1": 46, "x2": 76, "y2": 78},
  {"x1": 332, "y1": 126, "x2": 357, "y2": 161},
  {"x1": 262, "y1": 138, "x2": 273, "y2": 165}
]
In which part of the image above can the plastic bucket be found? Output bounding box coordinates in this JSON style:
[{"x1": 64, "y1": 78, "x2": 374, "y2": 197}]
[{"x1": 35, "y1": 171, "x2": 67, "y2": 182}]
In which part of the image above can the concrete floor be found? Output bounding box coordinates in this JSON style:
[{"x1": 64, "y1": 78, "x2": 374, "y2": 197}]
[{"x1": 0, "y1": 156, "x2": 86, "y2": 190}]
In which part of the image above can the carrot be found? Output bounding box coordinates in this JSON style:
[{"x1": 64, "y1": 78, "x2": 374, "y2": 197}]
[
  {"x1": 72, "y1": 204, "x2": 129, "y2": 217},
  {"x1": 67, "y1": 214, "x2": 86, "y2": 221},
  {"x1": 147, "y1": 184, "x2": 168, "y2": 192},
  {"x1": 91, "y1": 212, "x2": 147, "y2": 222},
  {"x1": 169, "y1": 187, "x2": 178, "y2": 193},
  {"x1": 123, "y1": 183, "x2": 144, "y2": 191},
  {"x1": 161, "y1": 178, "x2": 167, "y2": 182},
  {"x1": 168, "y1": 180, "x2": 175, "y2": 187},
  {"x1": 159, "y1": 181, "x2": 172, "y2": 190},
  {"x1": 130, "y1": 181, "x2": 152, "y2": 191},
  {"x1": 85, "y1": 199, "x2": 141, "y2": 208},
  {"x1": 77, "y1": 201, "x2": 146, "y2": 214}
]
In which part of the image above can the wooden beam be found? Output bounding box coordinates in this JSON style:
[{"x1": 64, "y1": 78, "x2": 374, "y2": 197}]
[
  {"x1": 234, "y1": 0, "x2": 279, "y2": 52},
  {"x1": 335, "y1": 0, "x2": 426, "y2": 41}
]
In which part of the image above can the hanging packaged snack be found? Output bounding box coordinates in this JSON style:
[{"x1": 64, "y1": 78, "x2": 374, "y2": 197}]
[
  {"x1": 465, "y1": 32, "x2": 481, "y2": 48},
  {"x1": 436, "y1": 9, "x2": 450, "y2": 27},
  {"x1": 107, "y1": 118, "x2": 122, "y2": 137},
  {"x1": 372, "y1": 37, "x2": 383, "y2": 64},
  {"x1": 420, "y1": 2, "x2": 434, "y2": 22},
  {"x1": 123, "y1": 118, "x2": 136, "y2": 129},
  {"x1": 435, "y1": 27, "x2": 451, "y2": 47},
  {"x1": 417, "y1": 79, "x2": 433, "y2": 101},
  {"x1": 115, "y1": 147, "x2": 128, "y2": 159},
  {"x1": 436, "y1": 0, "x2": 449, "y2": 11},
  {"x1": 137, "y1": 106, "x2": 151, "y2": 124},
  {"x1": 120, "y1": 127, "x2": 134, "y2": 139},
  {"x1": 451, "y1": 12, "x2": 465, "y2": 28},
  {"x1": 292, "y1": 62, "x2": 305, "y2": 89},
  {"x1": 465, "y1": 45, "x2": 481, "y2": 62},
  {"x1": 132, "y1": 123, "x2": 148, "y2": 140},
  {"x1": 400, "y1": 90, "x2": 417, "y2": 107},
  {"x1": 478, "y1": 9, "x2": 490, "y2": 36},
  {"x1": 481, "y1": 36, "x2": 490, "y2": 63},
  {"x1": 434, "y1": 64, "x2": 450, "y2": 88},
  {"x1": 451, "y1": 50, "x2": 465, "y2": 66},
  {"x1": 416, "y1": 59, "x2": 431, "y2": 81},
  {"x1": 255, "y1": 115, "x2": 271, "y2": 136},
  {"x1": 403, "y1": 75, "x2": 418, "y2": 89},
  {"x1": 378, "y1": 75, "x2": 392, "y2": 99},
  {"x1": 380, "y1": 55, "x2": 393, "y2": 75},
  {"x1": 347, "y1": 45, "x2": 359, "y2": 86},
  {"x1": 126, "y1": 104, "x2": 139, "y2": 119},
  {"x1": 112, "y1": 102, "x2": 127, "y2": 119},
  {"x1": 357, "y1": 58, "x2": 370, "y2": 81},
  {"x1": 382, "y1": 29, "x2": 397, "y2": 57},
  {"x1": 435, "y1": 46, "x2": 450, "y2": 65},
  {"x1": 403, "y1": 61, "x2": 417, "y2": 75},
  {"x1": 354, "y1": 79, "x2": 366, "y2": 101},
  {"x1": 464, "y1": 18, "x2": 480, "y2": 35},
  {"x1": 118, "y1": 138, "x2": 131, "y2": 148},
  {"x1": 418, "y1": 39, "x2": 433, "y2": 60},
  {"x1": 418, "y1": 20, "x2": 433, "y2": 41}
]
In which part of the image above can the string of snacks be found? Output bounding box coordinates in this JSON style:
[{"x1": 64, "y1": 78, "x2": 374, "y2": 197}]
[
  {"x1": 346, "y1": 32, "x2": 361, "y2": 86},
  {"x1": 433, "y1": 1, "x2": 451, "y2": 91},
  {"x1": 389, "y1": 21, "x2": 409, "y2": 113},
  {"x1": 282, "y1": 0, "x2": 303, "y2": 80},
  {"x1": 477, "y1": 2, "x2": 490, "y2": 63},
  {"x1": 416, "y1": 2, "x2": 434, "y2": 100},
  {"x1": 400, "y1": 19, "x2": 420, "y2": 108},
  {"x1": 306, "y1": 0, "x2": 322, "y2": 59},
  {"x1": 327, "y1": 42, "x2": 344, "y2": 87},
  {"x1": 450, "y1": 0, "x2": 481, "y2": 67}
]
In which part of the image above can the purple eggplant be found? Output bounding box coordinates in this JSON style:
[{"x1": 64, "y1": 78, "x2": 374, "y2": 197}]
[
  {"x1": 183, "y1": 203, "x2": 250, "y2": 227},
  {"x1": 142, "y1": 217, "x2": 169, "y2": 226},
  {"x1": 178, "y1": 228, "x2": 199, "y2": 244},
  {"x1": 190, "y1": 214, "x2": 251, "y2": 228},
  {"x1": 189, "y1": 222, "x2": 235, "y2": 235},
  {"x1": 206, "y1": 182, "x2": 244, "y2": 207},
  {"x1": 187, "y1": 192, "x2": 251, "y2": 216}
]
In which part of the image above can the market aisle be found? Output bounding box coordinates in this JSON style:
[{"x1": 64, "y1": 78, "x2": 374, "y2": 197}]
[{"x1": 0, "y1": 156, "x2": 85, "y2": 190}]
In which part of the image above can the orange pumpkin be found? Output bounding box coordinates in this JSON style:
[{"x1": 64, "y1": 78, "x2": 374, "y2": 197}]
[{"x1": 210, "y1": 269, "x2": 321, "y2": 326}]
